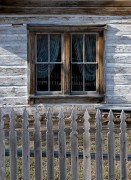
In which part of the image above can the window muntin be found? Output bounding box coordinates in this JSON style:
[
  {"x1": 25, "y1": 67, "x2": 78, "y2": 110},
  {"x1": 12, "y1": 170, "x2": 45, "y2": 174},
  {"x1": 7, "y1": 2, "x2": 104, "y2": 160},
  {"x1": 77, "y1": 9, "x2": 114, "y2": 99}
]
[
  {"x1": 71, "y1": 33, "x2": 97, "y2": 93},
  {"x1": 36, "y1": 34, "x2": 62, "y2": 93}
]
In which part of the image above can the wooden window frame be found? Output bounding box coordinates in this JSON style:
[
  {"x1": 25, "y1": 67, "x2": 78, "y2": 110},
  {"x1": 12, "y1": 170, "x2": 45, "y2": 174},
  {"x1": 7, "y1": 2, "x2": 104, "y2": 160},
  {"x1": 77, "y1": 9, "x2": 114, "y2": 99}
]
[{"x1": 27, "y1": 25, "x2": 105, "y2": 104}]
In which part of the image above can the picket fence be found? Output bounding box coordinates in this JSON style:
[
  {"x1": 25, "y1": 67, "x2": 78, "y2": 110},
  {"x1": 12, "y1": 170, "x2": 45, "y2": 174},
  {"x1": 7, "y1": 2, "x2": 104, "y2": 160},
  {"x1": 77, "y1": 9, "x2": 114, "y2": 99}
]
[{"x1": 0, "y1": 108, "x2": 130, "y2": 180}]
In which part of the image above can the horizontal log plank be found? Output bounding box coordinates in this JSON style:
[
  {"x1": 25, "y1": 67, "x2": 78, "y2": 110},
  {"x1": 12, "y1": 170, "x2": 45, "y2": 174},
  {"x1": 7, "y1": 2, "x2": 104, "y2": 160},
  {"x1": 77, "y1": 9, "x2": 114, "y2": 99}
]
[
  {"x1": 1, "y1": 1, "x2": 131, "y2": 7},
  {"x1": 0, "y1": 55, "x2": 27, "y2": 66},
  {"x1": 0, "y1": 76, "x2": 27, "y2": 86},
  {"x1": 0, "y1": 97, "x2": 27, "y2": 105},
  {"x1": 106, "y1": 95, "x2": 131, "y2": 104},
  {"x1": 0, "y1": 86, "x2": 27, "y2": 97},
  {"x1": 105, "y1": 53, "x2": 131, "y2": 64},
  {"x1": 106, "y1": 74, "x2": 131, "y2": 85},
  {"x1": 0, "y1": 67, "x2": 26, "y2": 76},
  {"x1": 1, "y1": 7, "x2": 131, "y2": 15}
]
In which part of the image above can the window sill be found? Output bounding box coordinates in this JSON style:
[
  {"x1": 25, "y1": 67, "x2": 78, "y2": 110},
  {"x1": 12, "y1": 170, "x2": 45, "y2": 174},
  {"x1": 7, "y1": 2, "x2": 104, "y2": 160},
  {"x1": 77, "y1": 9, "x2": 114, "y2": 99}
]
[{"x1": 28, "y1": 94, "x2": 105, "y2": 104}]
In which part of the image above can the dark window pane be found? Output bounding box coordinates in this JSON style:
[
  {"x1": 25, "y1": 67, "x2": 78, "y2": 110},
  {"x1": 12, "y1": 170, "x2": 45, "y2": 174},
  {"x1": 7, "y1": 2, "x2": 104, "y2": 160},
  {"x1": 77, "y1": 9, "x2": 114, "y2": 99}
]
[
  {"x1": 50, "y1": 34, "x2": 61, "y2": 62},
  {"x1": 85, "y1": 64, "x2": 96, "y2": 91},
  {"x1": 50, "y1": 64, "x2": 61, "y2": 91},
  {"x1": 72, "y1": 34, "x2": 83, "y2": 62},
  {"x1": 37, "y1": 64, "x2": 48, "y2": 91},
  {"x1": 85, "y1": 34, "x2": 96, "y2": 62},
  {"x1": 72, "y1": 64, "x2": 83, "y2": 91},
  {"x1": 37, "y1": 35, "x2": 48, "y2": 62}
]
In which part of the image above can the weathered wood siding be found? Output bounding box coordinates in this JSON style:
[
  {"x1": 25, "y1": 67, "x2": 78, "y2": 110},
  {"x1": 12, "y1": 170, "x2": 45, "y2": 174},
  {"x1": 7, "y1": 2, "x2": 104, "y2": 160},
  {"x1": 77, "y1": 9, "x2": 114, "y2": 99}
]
[{"x1": 0, "y1": 15, "x2": 131, "y2": 105}]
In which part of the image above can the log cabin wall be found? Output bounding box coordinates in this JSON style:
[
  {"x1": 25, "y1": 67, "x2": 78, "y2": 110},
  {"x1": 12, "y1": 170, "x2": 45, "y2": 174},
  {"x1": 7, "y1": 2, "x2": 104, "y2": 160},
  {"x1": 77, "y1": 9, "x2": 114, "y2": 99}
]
[{"x1": 0, "y1": 1, "x2": 131, "y2": 107}]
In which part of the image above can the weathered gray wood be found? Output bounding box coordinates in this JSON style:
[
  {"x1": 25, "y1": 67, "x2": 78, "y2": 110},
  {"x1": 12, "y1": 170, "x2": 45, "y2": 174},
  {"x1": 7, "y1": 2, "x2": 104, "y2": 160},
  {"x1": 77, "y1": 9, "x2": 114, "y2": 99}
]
[
  {"x1": 0, "y1": 97, "x2": 27, "y2": 106},
  {"x1": 0, "y1": 109, "x2": 6, "y2": 180},
  {"x1": 34, "y1": 110, "x2": 42, "y2": 180},
  {"x1": 0, "y1": 76, "x2": 26, "y2": 86},
  {"x1": 0, "y1": 55, "x2": 27, "y2": 66},
  {"x1": 120, "y1": 110, "x2": 128, "y2": 180},
  {"x1": 106, "y1": 64, "x2": 131, "y2": 74},
  {"x1": 9, "y1": 108, "x2": 18, "y2": 180},
  {"x1": 106, "y1": 74, "x2": 131, "y2": 85},
  {"x1": 95, "y1": 109, "x2": 103, "y2": 180},
  {"x1": 22, "y1": 108, "x2": 30, "y2": 180},
  {"x1": 83, "y1": 109, "x2": 91, "y2": 180},
  {"x1": 0, "y1": 86, "x2": 27, "y2": 97},
  {"x1": 108, "y1": 110, "x2": 115, "y2": 180},
  {"x1": 58, "y1": 110, "x2": 66, "y2": 180},
  {"x1": 46, "y1": 109, "x2": 54, "y2": 180},
  {"x1": 106, "y1": 85, "x2": 131, "y2": 95},
  {"x1": 70, "y1": 110, "x2": 78, "y2": 180},
  {"x1": 106, "y1": 95, "x2": 131, "y2": 104},
  {"x1": 0, "y1": 67, "x2": 26, "y2": 76}
]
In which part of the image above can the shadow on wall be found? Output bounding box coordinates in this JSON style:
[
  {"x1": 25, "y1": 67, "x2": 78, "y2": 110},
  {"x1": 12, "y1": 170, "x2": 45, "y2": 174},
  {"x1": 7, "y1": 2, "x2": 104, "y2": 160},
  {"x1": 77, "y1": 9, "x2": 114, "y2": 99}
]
[{"x1": 104, "y1": 24, "x2": 131, "y2": 104}]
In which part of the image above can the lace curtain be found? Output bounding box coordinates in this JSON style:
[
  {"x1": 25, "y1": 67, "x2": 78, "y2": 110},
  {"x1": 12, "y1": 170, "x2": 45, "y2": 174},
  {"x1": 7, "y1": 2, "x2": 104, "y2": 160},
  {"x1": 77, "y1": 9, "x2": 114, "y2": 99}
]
[
  {"x1": 72, "y1": 34, "x2": 96, "y2": 81},
  {"x1": 37, "y1": 35, "x2": 61, "y2": 79}
]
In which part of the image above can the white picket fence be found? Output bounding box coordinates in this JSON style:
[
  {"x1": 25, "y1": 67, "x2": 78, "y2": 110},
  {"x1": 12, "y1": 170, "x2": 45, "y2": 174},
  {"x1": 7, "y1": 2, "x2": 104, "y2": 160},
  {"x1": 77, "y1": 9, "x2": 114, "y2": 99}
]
[{"x1": 0, "y1": 108, "x2": 130, "y2": 180}]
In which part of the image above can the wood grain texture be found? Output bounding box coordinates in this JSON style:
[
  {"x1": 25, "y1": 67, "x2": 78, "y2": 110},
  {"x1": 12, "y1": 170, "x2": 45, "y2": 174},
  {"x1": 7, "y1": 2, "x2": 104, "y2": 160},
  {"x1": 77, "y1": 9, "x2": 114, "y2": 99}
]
[
  {"x1": 22, "y1": 109, "x2": 30, "y2": 180},
  {"x1": 108, "y1": 110, "x2": 115, "y2": 180},
  {"x1": 83, "y1": 110, "x2": 91, "y2": 180},
  {"x1": 58, "y1": 110, "x2": 66, "y2": 180},
  {"x1": 95, "y1": 109, "x2": 103, "y2": 180},
  {"x1": 34, "y1": 110, "x2": 42, "y2": 180},
  {"x1": 46, "y1": 109, "x2": 54, "y2": 180},
  {"x1": 71, "y1": 110, "x2": 78, "y2": 180},
  {"x1": 120, "y1": 110, "x2": 128, "y2": 180},
  {"x1": 0, "y1": 109, "x2": 6, "y2": 180},
  {"x1": 9, "y1": 109, "x2": 18, "y2": 180},
  {"x1": 2, "y1": 1, "x2": 131, "y2": 7}
]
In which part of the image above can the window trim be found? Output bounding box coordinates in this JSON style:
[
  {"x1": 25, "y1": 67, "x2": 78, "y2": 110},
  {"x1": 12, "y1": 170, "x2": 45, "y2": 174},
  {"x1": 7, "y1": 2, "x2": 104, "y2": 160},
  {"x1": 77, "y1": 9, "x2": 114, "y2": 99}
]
[{"x1": 27, "y1": 25, "x2": 105, "y2": 104}]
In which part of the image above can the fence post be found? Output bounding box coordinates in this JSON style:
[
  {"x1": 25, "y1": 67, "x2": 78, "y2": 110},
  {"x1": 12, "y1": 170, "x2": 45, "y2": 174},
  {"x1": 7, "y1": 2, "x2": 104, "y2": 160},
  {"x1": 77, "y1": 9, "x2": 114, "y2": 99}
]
[
  {"x1": 0, "y1": 109, "x2": 6, "y2": 180},
  {"x1": 58, "y1": 110, "x2": 66, "y2": 180},
  {"x1": 108, "y1": 110, "x2": 115, "y2": 180},
  {"x1": 34, "y1": 109, "x2": 42, "y2": 180},
  {"x1": 71, "y1": 109, "x2": 78, "y2": 180},
  {"x1": 83, "y1": 109, "x2": 91, "y2": 180},
  {"x1": 120, "y1": 110, "x2": 128, "y2": 180},
  {"x1": 95, "y1": 109, "x2": 103, "y2": 180},
  {"x1": 9, "y1": 108, "x2": 18, "y2": 180},
  {"x1": 22, "y1": 108, "x2": 30, "y2": 180},
  {"x1": 46, "y1": 109, "x2": 54, "y2": 180}
]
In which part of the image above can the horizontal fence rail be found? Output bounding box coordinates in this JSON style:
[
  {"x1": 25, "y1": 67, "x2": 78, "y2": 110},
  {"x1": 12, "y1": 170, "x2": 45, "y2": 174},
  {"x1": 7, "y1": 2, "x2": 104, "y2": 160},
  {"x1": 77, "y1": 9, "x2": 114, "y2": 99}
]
[{"x1": 0, "y1": 108, "x2": 131, "y2": 180}]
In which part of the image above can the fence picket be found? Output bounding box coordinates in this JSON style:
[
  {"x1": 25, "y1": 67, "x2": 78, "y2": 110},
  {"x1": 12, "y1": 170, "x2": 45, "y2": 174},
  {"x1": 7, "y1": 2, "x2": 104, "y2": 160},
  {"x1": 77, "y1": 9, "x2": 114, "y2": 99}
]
[
  {"x1": 83, "y1": 109, "x2": 91, "y2": 180},
  {"x1": 46, "y1": 109, "x2": 54, "y2": 180},
  {"x1": 71, "y1": 110, "x2": 78, "y2": 180},
  {"x1": 108, "y1": 110, "x2": 115, "y2": 180},
  {"x1": 0, "y1": 109, "x2": 6, "y2": 180},
  {"x1": 9, "y1": 108, "x2": 18, "y2": 180},
  {"x1": 58, "y1": 110, "x2": 66, "y2": 180},
  {"x1": 95, "y1": 109, "x2": 103, "y2": 180},
  {"x1": 34, "y1": 110, "x2": 42, "y2": 180},
  {"x1": 22, "y1": 109, "x2": 30, "y2": 180},
  {"x1": 120, "y1": 110, "x2": 128, "y2": 180}
]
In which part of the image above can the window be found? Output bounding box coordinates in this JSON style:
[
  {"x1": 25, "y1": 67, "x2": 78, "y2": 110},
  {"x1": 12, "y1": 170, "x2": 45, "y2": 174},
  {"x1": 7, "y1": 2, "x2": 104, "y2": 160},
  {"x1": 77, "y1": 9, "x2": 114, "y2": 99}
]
[{"x1": 28, "y1": 25, "x2": 105, "y2": 104}]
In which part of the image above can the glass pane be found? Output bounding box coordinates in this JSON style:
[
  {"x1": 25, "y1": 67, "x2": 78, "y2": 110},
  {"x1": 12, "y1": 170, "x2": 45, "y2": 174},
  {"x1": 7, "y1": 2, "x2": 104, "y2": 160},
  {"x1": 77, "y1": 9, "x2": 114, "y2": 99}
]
[
  {"x1": 37, "y1": 34, "x2": 48, "y2": 62},
  {"x1": 50, "y1": 64, "x2": 61, "y2": 91},
  {"x1": 37, "y1": 64, "x2": 48, "y2": 91},
  {"x1": 85, "y1": 34, "x2": 96, "y2": 62},
  {"x1": 72, "y1": 64, "x2": 83, "y2": 91},
  {"x1": 50, "y1": 34, "x2": 61, "y2": 62},
  {"x1": 85, "y1": 64, "x2": 96, "y2": 91},
  {"x1": 72, "y1": 34, "x2": 83, "y2": 62}
]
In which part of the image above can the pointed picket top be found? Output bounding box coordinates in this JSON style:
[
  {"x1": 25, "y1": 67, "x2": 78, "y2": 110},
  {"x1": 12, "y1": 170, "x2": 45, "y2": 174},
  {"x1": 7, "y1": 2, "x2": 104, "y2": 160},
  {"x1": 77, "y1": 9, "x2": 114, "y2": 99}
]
[
  {"x1": 58, "y1": 109, "x2": 64, "y2": 120},
  {"x1": 120, "y1": 110, "x2": 126, "y2": 122},
  {"x1": 95, "y1": 109, "x2": 102, "y2": 130},
  {"x1": 71, "y1": 109, "x2": 77, "y2": 131},
  {"x1": 95, "y1": 109, "x2": 102, "y2": 120},
  {"x1": 71, "y1": 109, "x2": 77, "y2": 121},
  {"x1": 120, "y1": 110, "x2": 126, "y2": 131},
  {"x1": 22, "y1": 108, "x2": 29, "y2": 129},
  {"x1": 108, "y1": 110, "x2": 114, "y2": 129},
  {"x1": 9, "y1": 108, "x2": 16, "y2": 130},
  {"x1": 34, "y1": 109, "x2": 41, "y2": 131},
  {"x1": 0, "y1": 108, "x2": 4, "y2": 130},
  {"x1": 46, "y1": 108, "x2": 53, "y2": 132},
  {"x1": 84, "y1": 109, "x2": 90, "y2": 131},
  {"x1": 58, "y1": 110, "x2": 65, "y2": 131}
]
